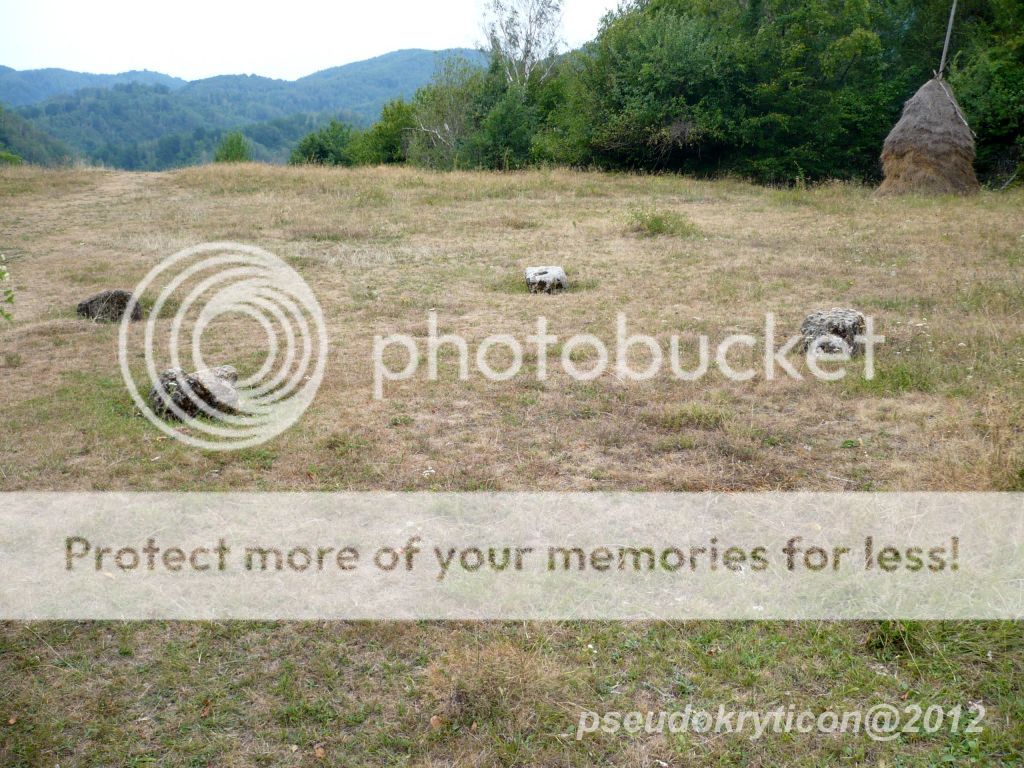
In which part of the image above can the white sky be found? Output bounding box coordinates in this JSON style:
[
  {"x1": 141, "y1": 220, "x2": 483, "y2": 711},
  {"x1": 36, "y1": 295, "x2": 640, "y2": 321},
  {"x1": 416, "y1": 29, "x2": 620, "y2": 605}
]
[{"x1": 2, "y1": 0, "x2": 618, "y2": 81}]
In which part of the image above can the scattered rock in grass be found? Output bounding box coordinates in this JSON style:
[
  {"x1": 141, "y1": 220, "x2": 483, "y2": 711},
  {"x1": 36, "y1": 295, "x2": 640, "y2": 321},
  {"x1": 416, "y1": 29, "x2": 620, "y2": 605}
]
[
  {"x1": 76, "y1": 289, "x2": 142, "y2": 322},
  {"x1": 525, "y1": 266, "x2": 568, "y2": 294},
  {"x1": 148, "y1": 365, "x2": 240, "y2": 420},
  {"x1": 799, "y1": 308, "x2": 866, "y2": 355}
]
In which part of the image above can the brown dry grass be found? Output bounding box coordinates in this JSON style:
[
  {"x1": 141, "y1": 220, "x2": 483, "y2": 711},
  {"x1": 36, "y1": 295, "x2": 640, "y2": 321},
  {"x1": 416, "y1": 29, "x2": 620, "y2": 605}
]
[
  {"x1": 1, "y1": 164, "x2": 1023, "y2": 766},
  {"x1": 1, "y1": 163, "x2": 1022, "y2": 492}
]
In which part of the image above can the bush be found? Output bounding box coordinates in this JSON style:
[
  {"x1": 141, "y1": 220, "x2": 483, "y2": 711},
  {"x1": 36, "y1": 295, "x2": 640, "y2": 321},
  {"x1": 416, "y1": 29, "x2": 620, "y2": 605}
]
[
  {"x1": 478, "y1": 85, "x2": 537, "y2": 169},
  {"x1": 289, "y1": 120, "x2": 356, "y2": 166},
  {"x1": 213, "y1": 132, "x2": 251, "y2": 163},
  {"x1": 0, "y1": 150, "x2": 23, "y2": 166},
  {"x1": 627, "y1": 207, "x2": 700, "y2": 237},
  {"x1": 349, "y1": 100, "x2": 415, "y2": 164}
]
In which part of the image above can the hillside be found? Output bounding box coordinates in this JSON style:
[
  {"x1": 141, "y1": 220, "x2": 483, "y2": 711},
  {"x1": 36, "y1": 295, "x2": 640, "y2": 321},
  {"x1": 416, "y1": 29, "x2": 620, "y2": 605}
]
[
  {"x1": 0, "y1": 104, "x2": 72, "y2": 164},
  {"x1": 0, "y1": 66, "x2": 185, "y2": 107},
  {"x1": 9, "y1": 49, "x2": 486, "y2": 170}
]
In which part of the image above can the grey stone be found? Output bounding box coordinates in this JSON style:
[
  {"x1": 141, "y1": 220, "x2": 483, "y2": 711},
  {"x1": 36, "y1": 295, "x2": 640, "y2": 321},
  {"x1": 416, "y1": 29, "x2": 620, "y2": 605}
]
[
  {"x1": 799, "y1": 308, "x2": 866, "y2": 355},
  {"x1": 76, "y1": 290, "x2": 142, "y2": 322},
  {"x1": 525, "y1": 266, "x2": 568, "y2": 294},
  {"x1": 148, "y1": 365, "x2": 240, "y2": 420}
]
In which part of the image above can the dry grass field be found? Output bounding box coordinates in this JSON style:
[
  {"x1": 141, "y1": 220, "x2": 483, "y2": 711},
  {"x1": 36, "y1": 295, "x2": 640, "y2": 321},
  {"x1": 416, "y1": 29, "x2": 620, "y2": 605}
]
[{"x1": 1, "y1": 164, "x2": 1023, "y2": 766}]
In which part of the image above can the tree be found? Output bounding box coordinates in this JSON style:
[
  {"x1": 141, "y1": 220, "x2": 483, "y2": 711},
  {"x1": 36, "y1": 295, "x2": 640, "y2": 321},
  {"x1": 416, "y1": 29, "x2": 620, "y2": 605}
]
[
  {"x1": 484, "y1": 0, "x2": 564, "y2": 86},
  {"x1": 478, "y1": 85, "x2": 537, "y2": 168},
  {"x1": 214, "y1": 131, "x2": 251, "y2": 163},
  {"x1": 289, "y1": 120, "x2": 356, "y2": 165},
  {"x1": 407, "y1": 58, "x2": 487, "y2": 168},
  {"x1": 349, "y1": 100, "x2": 415, "y2": 164}
]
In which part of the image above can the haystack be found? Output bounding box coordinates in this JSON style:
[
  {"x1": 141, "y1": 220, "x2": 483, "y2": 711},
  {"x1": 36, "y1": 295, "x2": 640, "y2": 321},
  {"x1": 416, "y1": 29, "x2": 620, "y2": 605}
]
[{"x1": 877, "y1": 78, "x2": 979, "y2": 195}]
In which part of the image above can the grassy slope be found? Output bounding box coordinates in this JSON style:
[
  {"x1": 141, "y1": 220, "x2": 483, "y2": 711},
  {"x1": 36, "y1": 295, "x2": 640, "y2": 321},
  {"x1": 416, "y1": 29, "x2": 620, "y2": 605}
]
[{"x1": 0, "y1": 165, "x2": 1022, "y2": 766}]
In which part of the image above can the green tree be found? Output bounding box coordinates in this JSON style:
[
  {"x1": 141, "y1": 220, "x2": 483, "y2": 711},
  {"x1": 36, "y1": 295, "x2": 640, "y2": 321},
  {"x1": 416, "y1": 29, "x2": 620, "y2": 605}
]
[
  {"x1": 406, "y1": 58, "x2": 488, "y2": 169},
  {"x1": 948, "y1": 1, "x2": 1024, "y2": 181},
  {"x1": 349, "y1": 99, "x2": 415, "y2": 164},
  {"x1": 289, "y1": 120, "x2": 356, "y2": 165},
  {"x1": 214, "y1": 131, "x2": 251, "y2": 163},
  {"x1": 478, "y1": 85, "x2": 537, "y2": 169}
]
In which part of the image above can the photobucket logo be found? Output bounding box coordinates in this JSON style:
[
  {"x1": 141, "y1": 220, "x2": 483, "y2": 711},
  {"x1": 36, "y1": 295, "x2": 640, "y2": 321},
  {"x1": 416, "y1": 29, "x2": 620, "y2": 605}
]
[
  {"x1": 118, "y1": 242, "x2": 327, "y2": 450},
  {"x1": 372, "y1": 312, "x2": 883, "y2": 398}
]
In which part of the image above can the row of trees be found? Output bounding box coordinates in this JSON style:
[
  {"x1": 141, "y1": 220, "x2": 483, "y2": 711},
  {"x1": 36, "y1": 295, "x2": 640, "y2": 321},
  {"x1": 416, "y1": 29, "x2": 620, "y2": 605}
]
[{"x1": 289, "y1": 0, "x2": 1022, "y2": 183}]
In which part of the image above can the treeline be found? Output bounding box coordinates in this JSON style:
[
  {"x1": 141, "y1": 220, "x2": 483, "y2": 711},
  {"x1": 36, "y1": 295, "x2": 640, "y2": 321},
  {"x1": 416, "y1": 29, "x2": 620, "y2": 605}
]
[
  {"x1": 0, "y1": 105, "x2": 72, "y2": 165},
  {"x1": 93, "y1": 112, "x2": 339, "y2": 170},
  {"x1": 292, "y1": 0, "x2": 1022, "y2": 183},
  {"x1": 16, "y1": 82, "x2": 365, "y2": 170}
]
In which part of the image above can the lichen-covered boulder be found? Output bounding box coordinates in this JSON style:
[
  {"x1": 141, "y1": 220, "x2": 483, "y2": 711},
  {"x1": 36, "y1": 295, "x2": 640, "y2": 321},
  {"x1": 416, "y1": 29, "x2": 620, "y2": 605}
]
[
  {"x1": 799, "y1": 309, "x2": 866, "y2": 355},
  {"x1": 148, "y1": 365, "x2": 240, "y2": 420},
  {"x1": 525, "y1": 266, "x2": 568, "y2": 294},
  {"x1": 76, "y1": 290, "x2": 142, "y2": 322}
]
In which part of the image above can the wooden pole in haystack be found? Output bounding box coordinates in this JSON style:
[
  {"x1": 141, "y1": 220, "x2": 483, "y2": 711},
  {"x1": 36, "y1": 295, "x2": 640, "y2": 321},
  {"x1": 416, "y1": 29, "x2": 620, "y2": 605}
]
[{"x1": 938, "y1": 0, "x2": 958, "y2": 78}]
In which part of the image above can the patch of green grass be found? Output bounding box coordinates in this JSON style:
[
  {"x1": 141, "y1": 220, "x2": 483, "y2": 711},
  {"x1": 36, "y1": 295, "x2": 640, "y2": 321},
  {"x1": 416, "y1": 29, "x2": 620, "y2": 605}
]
[
  {"x1": 845, "y1": 361, "x2": 937, "y2": 396},
  {"x1": 490, "y1": 274, "x2": 530, "y2": 294},
  {"x1": 653, "y1": 435, "x2": 698, "y2": 452},
  {"x1": 137, "y1": 293, "x2": 181, "y2": 320},
  {"x1": 644, "y1": 404, "x2": 729, "y2": 431},
  {"x1": 863, "y1": 295, "x2": 938, "y2": 313},
  {"x1": 234, "y1": 447, "x2": 277, "y2": 470},
  {"x1": 626, "y1": 206, "x2": 700, "y2": 237},
  {"x1": 321, "y1": 432, "x2": 371, "y2": 457},
  {"x1": 354, "y1": 188, "x2": 391, "y2": 207},
  {"x1": 956, "y1": 283, "x2": 1024, "y2": 314},
  {"x1": 490, "y1": 272, "x2": 596, "y2": 294},
  {"x1": 1004, "y1": 466, "x2": 1024, "y2": 491},
  {"x1": 867, "y1": 620, "x2": 927, "y2": 662}
]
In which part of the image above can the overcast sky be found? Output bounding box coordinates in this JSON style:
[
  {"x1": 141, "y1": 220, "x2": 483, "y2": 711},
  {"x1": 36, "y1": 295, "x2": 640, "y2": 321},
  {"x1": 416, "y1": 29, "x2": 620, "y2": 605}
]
[{"x1": 2, "y1": 0, "x2": 618, "y2": 81}]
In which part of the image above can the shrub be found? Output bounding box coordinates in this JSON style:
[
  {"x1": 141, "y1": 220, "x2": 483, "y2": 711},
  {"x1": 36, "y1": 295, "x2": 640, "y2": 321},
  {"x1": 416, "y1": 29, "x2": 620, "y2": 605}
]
[
  {"x1": 0, "y1": 150, "x2": 23, "y2": 166},
  {"x1": 213, "y1": 132, "x2": 251, "y2": 163},
  {"x1": 289, "y1": 120, "x2": 356, "y2": 166},
  {"x1": 349, "y1": 100, "x2": 415, "y2": 165},
  {"x1": 626, "y1": 207, "x2": 699, "y2": 237}
]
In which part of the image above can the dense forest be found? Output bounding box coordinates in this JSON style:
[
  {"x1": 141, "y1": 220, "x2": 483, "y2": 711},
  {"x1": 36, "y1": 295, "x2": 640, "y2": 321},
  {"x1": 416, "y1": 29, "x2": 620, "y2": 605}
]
[
  {"x1": 0, "y1": 105, "x2": 72, "y2": 165},
  {"x1": 297, "y1": 0, "x2": 1022, "y2": 184},
  {"x1": 0, "y1": 66, "x2": 185, "y2": 107}
]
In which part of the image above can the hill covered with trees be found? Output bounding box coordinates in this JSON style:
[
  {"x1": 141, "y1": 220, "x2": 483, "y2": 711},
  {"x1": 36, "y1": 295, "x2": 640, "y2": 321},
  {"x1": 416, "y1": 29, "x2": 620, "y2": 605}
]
[
  {"x1": 0, "y1": 105, "x2": 72, "y2": 165},
  {"x1": 8, "y1": 49, "x2": 484, "y2": 169},
  {"x1": 0, "y1": 66, "x2": 186, "y2": 107}
]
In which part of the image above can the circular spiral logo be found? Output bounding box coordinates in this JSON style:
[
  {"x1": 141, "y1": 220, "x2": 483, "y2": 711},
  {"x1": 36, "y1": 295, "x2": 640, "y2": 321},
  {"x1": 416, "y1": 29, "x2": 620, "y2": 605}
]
[{"x1": 118, "y1": 242, "x2": 327, "y2": 450}]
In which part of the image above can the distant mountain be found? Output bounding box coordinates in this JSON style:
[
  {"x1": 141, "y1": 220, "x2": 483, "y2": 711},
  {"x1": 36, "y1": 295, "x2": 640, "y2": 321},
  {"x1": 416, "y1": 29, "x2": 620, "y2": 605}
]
[
  {"x1": 0, "y1": 104, "x2": 72, "y2": 165},
  {"x1": 0, "y1": 67, "x2": 186, "y2": 107},
  {"x1": 8, "y1": 48, "x2": 486, "y2": 170}
]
